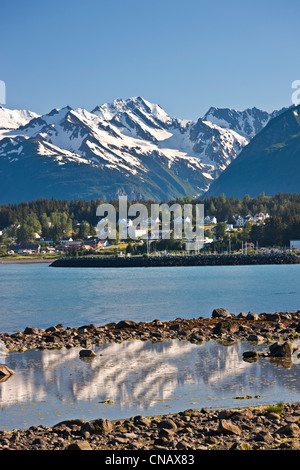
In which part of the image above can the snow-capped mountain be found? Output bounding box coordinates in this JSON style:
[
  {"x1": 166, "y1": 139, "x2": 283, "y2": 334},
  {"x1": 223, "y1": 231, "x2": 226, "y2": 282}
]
[
  {"x1": 0, "y1": 105, "x2": 39, "y2": 137},
  {"x1": 202, "y1": 106, "x2": 288, "y2": 139},
  {"x1": 206, "y1": 105, "x2": 300, "y2": 198},
  {"x1": 0, "y1": 97, "x2": 285, "y2": 203}
]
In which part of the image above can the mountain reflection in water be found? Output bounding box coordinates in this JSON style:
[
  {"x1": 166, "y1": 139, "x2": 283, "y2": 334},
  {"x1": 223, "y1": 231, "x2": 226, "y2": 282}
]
[{"x1": 0, "y1": 339, "x2": 300, "y2": 430}]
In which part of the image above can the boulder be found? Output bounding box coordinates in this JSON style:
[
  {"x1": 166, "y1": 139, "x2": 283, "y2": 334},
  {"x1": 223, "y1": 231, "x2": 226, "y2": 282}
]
[
  {"x1": 213, "y1": 320, "x2": 239, "y2": 334},
  {"x1": 133, "y1": 416, "x2": 151, "y2": 427},
  {"x1": 157, "y1": 419, "x2": 177, "y2": 430},
  {"x1": 82, "y1": 418, "x2": 113, "y2": 435},
  {"x1": 45, "y1": 335, "x2": 60, "y2": 343},
  {"x1": 247, "y1": 334, "x2": 265, "y2": 343},
  {"x1": 115, "y1": 320, "x2": 138, "y2": 329},
  {"x1": 269, "y1": 341, "x2": 293, "y2": 358},
  {"x1": 263, "y1": 313, "x2": 281, "y2": 322},
  {"x1": 211, "y1": 308, "x2": 231, "y2": 319},
  {"x1": 255, "y1": 430, "x2": 274, "y2": 443},
  {"x1": 217, "y1": 419, "x2": 241, "y2": 436},
  {"x1": 242, "y1": 350, "x2": 258, "y2": 361},
  {"x1": 246, "y1": 312, "x2": 259, "y2": 320},
  {"x1": 24, "y1": 326, "x2": 40, "y2": 335},
  {"x1": 79, "y1": 349, "x2": 96, "y2": 358},
  {"x1": 277, "y1": 423, "x2": 300, "y2": 437},
  {"x1": 237, "y1": 312, "x2": 247, "y2": 319},
  {"x1": 67, "y1": 440, "x2": 92, "y2": 450}
]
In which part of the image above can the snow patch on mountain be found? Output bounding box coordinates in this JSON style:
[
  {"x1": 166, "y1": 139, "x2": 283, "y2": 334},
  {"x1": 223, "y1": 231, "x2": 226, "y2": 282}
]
[
  {"x1": 0, "y1": 98, "x2": 286, "y2": 202},
  {"x1": 0, "y1": 105, "x2": 39, "y2": 138}
]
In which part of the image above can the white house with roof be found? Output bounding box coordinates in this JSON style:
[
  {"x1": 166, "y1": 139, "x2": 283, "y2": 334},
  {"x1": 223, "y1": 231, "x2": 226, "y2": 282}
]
[
  {"x1": 118, "y1": 218, "x2": 133, "y2": 226},
  {"x1": 140, "y1": 217, "x2": 160, "y2": 227},
  {"x1": 204, "y1": 216, "x2": 217, "y2": 224}
]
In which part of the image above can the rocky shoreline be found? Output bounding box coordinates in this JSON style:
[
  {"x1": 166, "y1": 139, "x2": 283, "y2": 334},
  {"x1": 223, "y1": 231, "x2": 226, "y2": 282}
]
[
  {"x1": 1, "y1": 307, "x2": 300, "y2": 353},
  {"x1": 1, "y1": 307, "x2": 300, "y2": 451}
]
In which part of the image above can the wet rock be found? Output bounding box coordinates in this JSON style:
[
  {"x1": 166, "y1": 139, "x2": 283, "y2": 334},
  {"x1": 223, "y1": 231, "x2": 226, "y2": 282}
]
[
  {"x1": 45, "y1": 335, "x2": 60, "y2": 344},
  {"x1": 247, "y1": 334, "x2": 265, "y2": 343},
  {"x1": 269, "y1": 341, "x2": 293, "y2": 358},
  {"x1": 242, "y1": 350, "x2": 258, "y2": 361},
  {"x1": 79, "y1": 349, "x2": 96, "y2": 358},
  {"x1": 213, "y1": 320, "x2": 239, "y2": 334}
]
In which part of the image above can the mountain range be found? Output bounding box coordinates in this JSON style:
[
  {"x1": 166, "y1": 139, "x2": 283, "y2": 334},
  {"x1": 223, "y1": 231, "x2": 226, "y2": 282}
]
[
  {"x1": 0, "y1": 98, "x2": 294, "y2": 203},
  {"x1": 206, "y1": 104, "x2": 300, "y2": 198}
]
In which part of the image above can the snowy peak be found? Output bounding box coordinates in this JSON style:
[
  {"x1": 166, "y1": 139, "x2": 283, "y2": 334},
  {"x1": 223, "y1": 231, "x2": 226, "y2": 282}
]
[
  {"x1": 0, "y1": 105, "x2": 39, "y2": 135},
  {"x1": 91, "y1": 96, "x2": 173, "y2": 143},
  {"x1": 0, "y1": 97, "x2": 289, "y2": 203},
  {"x1": 92, "y1": 96, "x2": 170, "y2": 125},
  {"x1": 202, "y1": 106, "x2": 288, "y2": 139},
  {"x1": 16, "y1": 106, "x2": 73, "y2": 137}
]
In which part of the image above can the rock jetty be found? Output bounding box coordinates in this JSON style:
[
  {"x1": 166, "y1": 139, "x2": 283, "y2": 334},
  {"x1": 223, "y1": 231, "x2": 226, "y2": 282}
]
[{"x1": 50, "y1": 253, "x2": 300, "y2": 268}]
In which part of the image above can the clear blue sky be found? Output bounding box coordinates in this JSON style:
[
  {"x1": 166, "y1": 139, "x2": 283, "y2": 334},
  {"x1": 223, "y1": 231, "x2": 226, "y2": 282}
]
[{"x1": 1, "y1": 0, "x2": 300, "y2": 119}]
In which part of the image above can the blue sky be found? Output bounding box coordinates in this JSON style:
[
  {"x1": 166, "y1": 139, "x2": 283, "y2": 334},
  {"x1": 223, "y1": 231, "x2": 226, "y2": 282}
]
[{"x1": 1, "y1": 0, "x2": 300, "y2": 119}]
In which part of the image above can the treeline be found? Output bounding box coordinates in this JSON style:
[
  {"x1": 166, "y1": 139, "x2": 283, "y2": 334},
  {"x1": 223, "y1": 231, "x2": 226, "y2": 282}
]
[
  {"x1": 0, "y1": 193, "x2": 299, "y2": 246},
  {"x1": 208, "y1": 217, "x2": 300, "y2": 252}
]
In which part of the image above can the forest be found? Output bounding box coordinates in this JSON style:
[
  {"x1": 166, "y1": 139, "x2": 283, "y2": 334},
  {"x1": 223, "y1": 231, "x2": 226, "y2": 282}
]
[{"x1": 0, "y1": 193, "x2": 299, "y2": 249}]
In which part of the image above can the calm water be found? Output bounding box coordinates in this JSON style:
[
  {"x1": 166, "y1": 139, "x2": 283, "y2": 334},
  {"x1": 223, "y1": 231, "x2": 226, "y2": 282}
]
[
  {"x1": 1, "y1": 339, "x2": 300, "y2": 431},
  {"x1": 0, "y1": 263, "x2": 299, "y2": 333},
  {"x1": 0, "y1": 262, "x2": 299, "y2": 431}
]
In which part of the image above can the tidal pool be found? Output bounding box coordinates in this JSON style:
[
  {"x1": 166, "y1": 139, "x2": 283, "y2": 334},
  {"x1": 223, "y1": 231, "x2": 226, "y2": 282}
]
[{"x1": 0, "y1": 339, "x2": 300, "y2": 431}]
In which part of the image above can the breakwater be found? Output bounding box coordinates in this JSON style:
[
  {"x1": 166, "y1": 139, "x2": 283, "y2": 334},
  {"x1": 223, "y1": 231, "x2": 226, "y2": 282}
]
[{"x1": 50, "y1": 253, "x2": 300, "y2": 268}]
